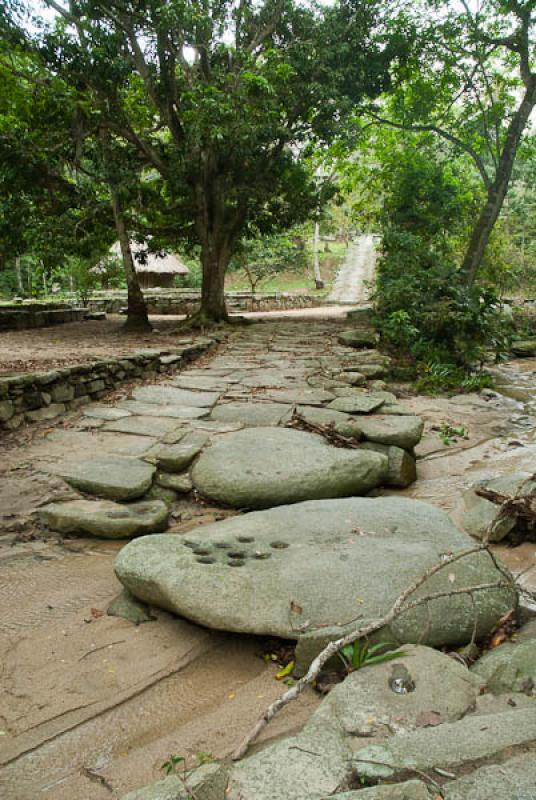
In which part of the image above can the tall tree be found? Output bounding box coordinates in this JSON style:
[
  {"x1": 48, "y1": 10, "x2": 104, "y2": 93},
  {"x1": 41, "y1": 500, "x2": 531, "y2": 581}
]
[
  {"x1": 363, "y1": 0, "x2": 536, "y2": 285},
  {"x1": 15, "y1": 0, "x2": 394, "y2": 324}
]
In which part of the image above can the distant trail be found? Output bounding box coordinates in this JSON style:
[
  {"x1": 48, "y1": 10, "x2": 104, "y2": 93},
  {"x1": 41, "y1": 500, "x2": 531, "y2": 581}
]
[{"x1": 327, "y1": 235, "x2": 377, "y2": 304}]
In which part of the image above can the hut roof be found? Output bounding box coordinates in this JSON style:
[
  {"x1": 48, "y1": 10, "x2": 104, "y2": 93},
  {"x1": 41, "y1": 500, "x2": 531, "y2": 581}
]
[{"x1": 107, "y1": 241, "x2": 190, "y2": 275}]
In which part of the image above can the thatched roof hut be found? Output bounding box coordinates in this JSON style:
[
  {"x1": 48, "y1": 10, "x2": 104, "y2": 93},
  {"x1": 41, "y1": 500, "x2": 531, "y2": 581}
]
[{"x1": 101, "y1": 242, "x2": 190, "y2": 289}]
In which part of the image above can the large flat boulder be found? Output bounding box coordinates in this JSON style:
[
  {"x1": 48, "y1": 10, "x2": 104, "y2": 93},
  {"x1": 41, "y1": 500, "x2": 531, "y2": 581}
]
[
  {"x1": 53, "y1": 455, "x2": 156, "y2": 500},
  {"x1": 191, "y1": 427, "x2": 387, "y2": 507},
  {"x1": 38, "y1": 498, "x2": 168, "y2": 539},
  {"x1": 115, "y1": 497, "x2": 515, "y2": 643}
]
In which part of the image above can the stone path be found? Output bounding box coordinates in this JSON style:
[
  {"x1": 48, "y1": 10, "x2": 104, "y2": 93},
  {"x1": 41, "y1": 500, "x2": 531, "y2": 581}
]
[
  {"x1": 2, "y1": 313, "x2": 534, "y2": 800},
  {"x1": 327, "y1": 235, "x2": 377, "y2": 304}
]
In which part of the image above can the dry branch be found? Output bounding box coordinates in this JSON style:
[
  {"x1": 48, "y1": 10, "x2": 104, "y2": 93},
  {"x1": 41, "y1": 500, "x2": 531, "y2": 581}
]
[
  {"x1": 232, "y1": 473, "x2": 535, "y2": 761},
  {"x1": 232, "y1": 543, "x2": 513, "y2": 760}
]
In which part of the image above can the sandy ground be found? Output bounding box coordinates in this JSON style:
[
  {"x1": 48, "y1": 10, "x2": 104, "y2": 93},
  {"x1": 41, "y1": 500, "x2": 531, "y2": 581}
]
[
  {"x1": 0, "y1": 311, "x2": 535, "y2": 799},
  {"x1": 0, "y1": 307, "x2": 352, "y2": 376}
]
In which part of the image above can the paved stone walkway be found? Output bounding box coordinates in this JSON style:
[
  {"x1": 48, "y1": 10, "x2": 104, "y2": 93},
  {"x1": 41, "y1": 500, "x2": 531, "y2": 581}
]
[{"x1": 327, "y1": 235, "x2": 377, "y2": 304}]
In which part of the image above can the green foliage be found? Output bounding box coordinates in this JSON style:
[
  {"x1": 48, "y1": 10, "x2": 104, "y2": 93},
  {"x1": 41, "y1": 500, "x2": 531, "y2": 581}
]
[
  {"x1": 370, "y1": 140, "x2": 513, "y2": 367},
  {"x1": 338, "y1": 640, "x2": 405, "y2": 672},
  {"x1": 232, "y1": 231, "x2": 308, "y2": 292},
  {"x1": 436, "y1": 421, "x2": 468, "y2": 447},
  {"x1": 161, "y1": 754, "x2": 185, "y2": 777},
  {"x1": 415, "y1": 362, "x2": 495, "y2": 395}
]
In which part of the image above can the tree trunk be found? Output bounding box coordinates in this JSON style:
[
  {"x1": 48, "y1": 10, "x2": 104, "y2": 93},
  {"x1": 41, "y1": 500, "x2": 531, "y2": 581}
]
[
  {"x1": 198, "y1": 244, "x2": 230, "y2": 323},
  {"x1": 110, "y1": 190, "x2": 151, "y2": 332},
  {"x1": 15, "y1": 257, "x2": 24, "y2": 295},
  {"x1": 312, "y1": 221, "x2": 324, "y2": 289},
  {"x1": 461, "y1": 80, "x2": 536, "y2": 286}
]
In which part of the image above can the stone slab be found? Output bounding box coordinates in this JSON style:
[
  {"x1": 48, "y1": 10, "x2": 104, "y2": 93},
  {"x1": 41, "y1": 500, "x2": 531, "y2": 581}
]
[
  {"x1": 132, "y1": 385, "x2": 220, "y2": 407},
  {"x1": 118, "y1": 400, "x2": 209, "y2": 419},
  {"x1": 38, "y1": 498, "x2": 168, "y2": 539},
  {"x1": 359, "y1": 415, "x2": 424, "y2": 450},
  {"x1": 353, "y1": 708, "x2": 536, "y2": 779},
  {"x1": 53, "y1": 455, "x2": 156, "y2": 501},
  {"x1": 210, "y1": 402, "x2": 292, "y2": 427},
  {"x1": 191, "y1": 427, "x2": 387, "y2": 508},
  {"x1": 115, "y1": 497, "x2": 515, "y2": 644},
  {"x1": 102, "y1": 416, "x2": 183, "y2": 438}
]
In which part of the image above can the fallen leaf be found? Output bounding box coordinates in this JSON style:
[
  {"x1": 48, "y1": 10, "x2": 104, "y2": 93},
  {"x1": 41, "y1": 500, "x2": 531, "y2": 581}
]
[{"x1": 276, "y1": 660, "x2": 295, "y2": 680}]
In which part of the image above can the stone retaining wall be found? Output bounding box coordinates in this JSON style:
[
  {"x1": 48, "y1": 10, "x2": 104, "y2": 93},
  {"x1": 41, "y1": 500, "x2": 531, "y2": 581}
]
[
  {"x1": 87, "y1": 291, "x2": 326, "y2": 315},
  {"x1": 0, "y1": 337, "x2": 216, "y2": 432},
  {"x1": 0, "y1": 304, "x2": 87, "y2": 331}
]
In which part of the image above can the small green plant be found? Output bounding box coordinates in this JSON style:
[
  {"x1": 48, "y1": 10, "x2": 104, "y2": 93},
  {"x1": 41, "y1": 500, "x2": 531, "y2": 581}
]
[
  {"x1": 415, "y1": 360, "x2": 494, "y2": 394},
  {"x1": 437, "y1": 421, "x2": 469, "y2": 446},
  {"x1": 337, "y1": 640, "x2": 405, "y2": 672},
  {"x1": 196, "y1": 751, "x2": 214, "y2": 766},
  {"x1": 161, "y1": 754, "x2": 186, "y2": 776}
]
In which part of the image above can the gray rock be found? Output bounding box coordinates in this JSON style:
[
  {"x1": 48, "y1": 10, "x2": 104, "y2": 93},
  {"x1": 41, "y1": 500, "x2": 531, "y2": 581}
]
[
  {"x1": 53, "y1": 456, "x2": 156, "y2": 500},
  {"x1": 0, "y1": 399, "x2": 15, "y2": 422},
  {"x1": 115, "y1": 497, "x2": 515, "y2": 644},
  {"x1": 462, "y1": 473, "x2": 536, "y2": 542},
  {"x1": 353, "y1": 708, "x2": 536, "y2": 779},
  {"x1": 510, "y1": 337, "x2": 536, "y2": 357},
  {"x1": 107, "y1": 588, "x2": 156, "y2": 624},
  {"x1": 102, "y1": 415, "x2": 183, "y2": 438},
  {"x1": 361, "y1": 443, "x2": 417, "y2": 487},
  {"x1": 146, "y1": 431, "x2": 208, "y2": 472},
  {"x1": 50, "y1": 382, "x2": 75, "y2": 403},
  {"x1": 132, "y1": 385, "x2": 219, "y2": 407},
  {"x1": 156, "y1": 472, "x2": 193, "y2": 493},
  {"x1": 338, "y1": 329, "x2": 378, "y2": 348},
  {"x1": 118, "y1": 400, "x2": 209, "y2": 419},
  {"x1": 293, "y1": 405, "x2": 363, "y2": 440},
  {"x1": 471, "y1": 638, "x2": 536, "y2": 694},
  {"x1": 359, "y1": 415, "x2": 424, "y2": 450},
  {"x1": 334, "y1": 371, "x2": 367, "y2": 386},
  {"x1": 324, "y1": 783, "x2": 430, "y2": 800},
  {"x1": 313, "y1": 645, "x2": 484, "y2": 737},
  {"x1": 264, "y1": 388, "x2": 336, "y2": 406},
  {"x1": 227, "y1": 723, "x2": 351, "y2": 800},
  {"x1": 144, "y1": 484, "x2": 177, "y2": 506},
  {"x1": 83, "y1": 405, "x2": 132, "y2": 420},
  {"x1": 210, "y1": 402, "x2": 292, "y2": 427},
  {"x1": 38, "y1": 498, "x2": 168, "y2": 538},
  {"x1": 25, "y1": 403, "x2": 65, "y2": 422},
  {"x1": 121, "y1": 763, "x2": 228, "y2": 800},
  {"x1": 380, "y1": 403, "x2": 415, "y2": 416},
  {"x1": 442, "y1": 753, "x2": 536, "y2": 800},
  {"x1": 171, "y1": 375, "x2": 229, "y2": 391},
  {"x1": 328, "y1": 395, "x2": 386, "y2": 414},
  {"x1": 191, "y1": 428, "x2": 387, "y2": 508},
  {"x1": 358, "y1": 364, "x2": 387, "y2": 379}
]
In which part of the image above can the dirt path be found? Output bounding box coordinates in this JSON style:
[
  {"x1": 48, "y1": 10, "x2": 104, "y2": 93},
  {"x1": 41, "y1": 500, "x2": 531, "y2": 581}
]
[
  {"x1": 327, "y1": 235, "x2": 376, "y2": 304},
  {"x1": 1, "y1": 312, "x2": 535, "y2": 799}
]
